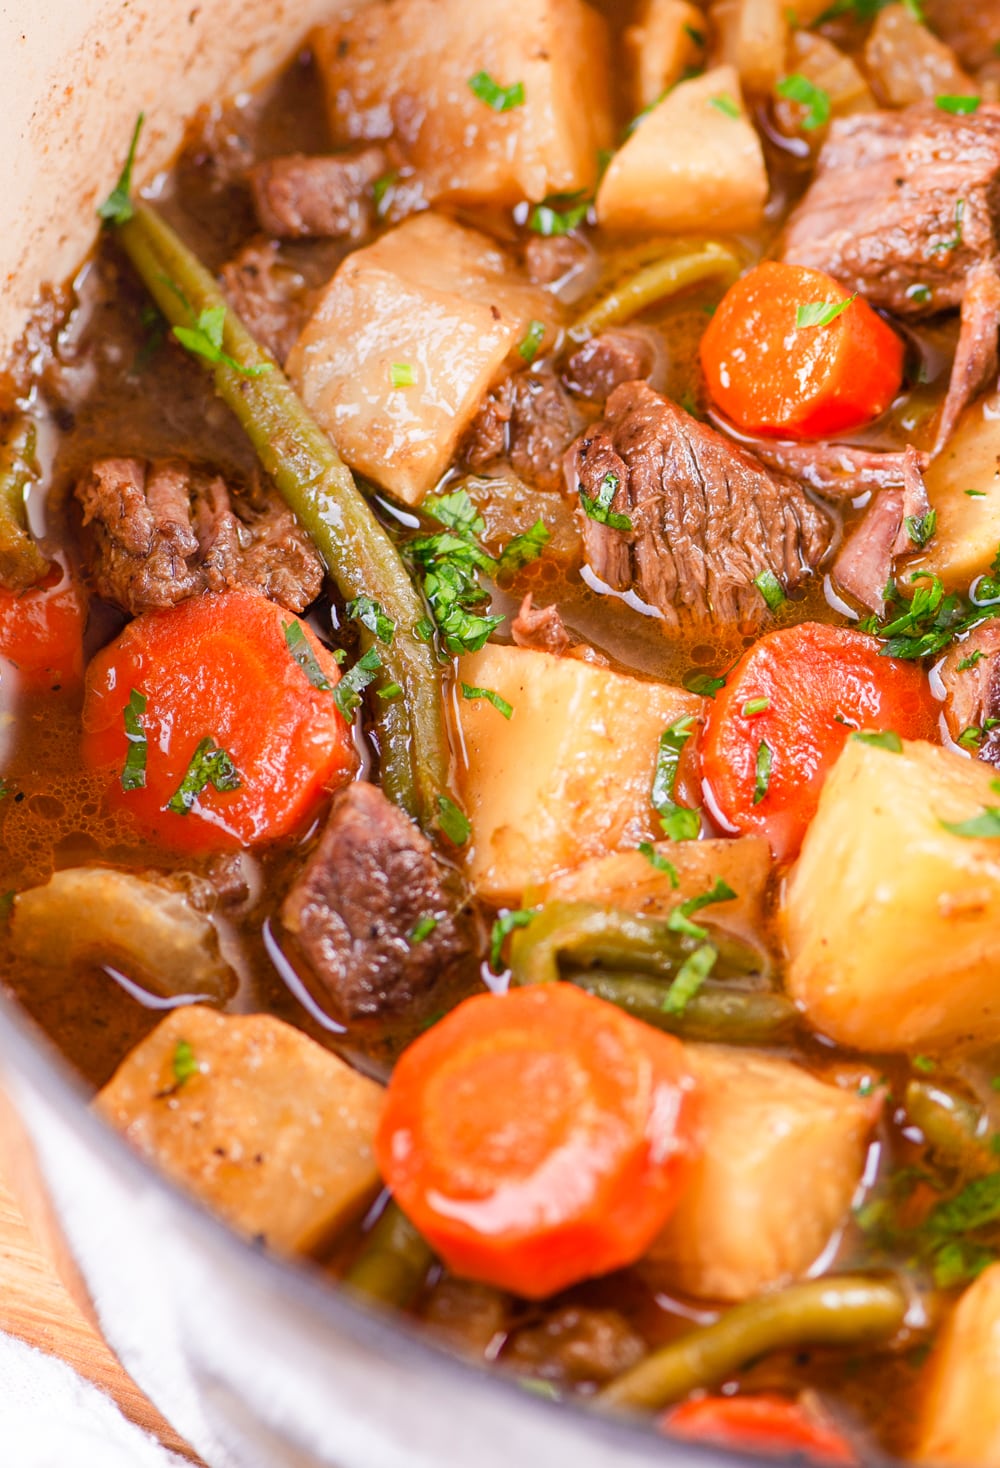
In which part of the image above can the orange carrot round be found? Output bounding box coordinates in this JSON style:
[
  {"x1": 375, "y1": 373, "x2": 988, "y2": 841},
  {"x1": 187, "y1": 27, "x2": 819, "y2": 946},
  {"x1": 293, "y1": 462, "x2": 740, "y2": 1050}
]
[
  {"x1": 375, "y1": 984, "x2": 701, "y2": 1298},
  {"x1": 0, "y1": 564, "x2": 87, "y2": 692},
  {"x1": 81, "y1": 588, "x2": 355, "y2": 853},
  {"x1": 664, "y1": 1395, "x2": 856, "y2": 1464},
  {"x1": 700, "y1": 262, "x2": 905, "y2": 439},
  {"x1": 701, "y1": 622, "x2": 939, "y2": 861}
]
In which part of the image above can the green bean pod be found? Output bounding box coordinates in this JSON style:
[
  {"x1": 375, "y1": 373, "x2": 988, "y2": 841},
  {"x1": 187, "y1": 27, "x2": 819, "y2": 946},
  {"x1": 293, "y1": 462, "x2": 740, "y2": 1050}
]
[
  {"x1": 571, "y1": 972, "x2": 798, "y2": 1045},
  {"x1": 114, "y1": 202, "x2": 451, "y2": 831},
  {"x1": 599, "y1": 1276, "x2": 910, "y2": 1412},
  {"x1": 345, "y1": 1201, "x2": 434, "y2": 1309},
  {"x1": 905, "y1": 1079, "x2": 993, "y2": 1175},
  {"x1": 572, "y1": 242, "x2": 741, "y2": 339},
  {"x1": 0, "y1": 421, "x2": 48, "y2": 591}
]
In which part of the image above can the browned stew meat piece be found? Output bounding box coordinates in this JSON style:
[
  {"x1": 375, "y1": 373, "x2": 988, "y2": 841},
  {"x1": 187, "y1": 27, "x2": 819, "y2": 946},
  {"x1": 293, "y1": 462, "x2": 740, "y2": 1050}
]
[
  {"x1": 511, "y1": 593, "x2": 573, "y2": 656},
  {"x1": 565, "y1": 383, "x2": 834, "y2": 634},
  {"x1": 219, "y1": 240, "x2": 312, "y2": 365},
  {"x1": 281, "y1": 781, "x2": 469, "y2": 1021},
  {"x1": 781, "y1": 103, "x2": 1000, "y2": 317},
  {"x1": 249, "y1": 148, "x2": 387, "y2": 240},
  {"x1": 502, "y1": 1306, "x2": 646, "y2": 1387},
  {"x1": 522, "y1": 235, "x2": 591, "y2": 287},
  {"x1": 75, "y1": 458, "x2": 323, "y2": 616},
  {"x1": 750, "y1": 439, "x2": 930, "y2": 498},
  {"x1": 463, "y1": 372, "x2": 583, "y2": 493},
  {"x1": 563, "y1": 329, "x2": 655, "y2": 402},
  {"x1": 831, "y1": 448, "x2": 930, "y2": 615},
  {"x1": 937, "y1": 259, "x2": 1000, "y2": 450},
  {"x1": 939, "y1": 623, "x2": 1000, "y2": 763}
]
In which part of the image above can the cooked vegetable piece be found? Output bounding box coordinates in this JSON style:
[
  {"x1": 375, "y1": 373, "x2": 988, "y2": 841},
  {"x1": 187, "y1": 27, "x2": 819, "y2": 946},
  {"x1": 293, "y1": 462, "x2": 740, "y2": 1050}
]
[
  {"x1": 311, "y1": 0, "x2": 612, "y2": 207},
  {"x1": 96, "y1": 1006, "x2": 384, "y2": 1254},
  {"x1": 0, "y1": 566, "x2": 87, "y2": 691},
  {"x1": 0, "y1": 420, "x2": 48, "y2": 592},
  {"x1": 912, "y1": 391, "x2": 1000, "y2": 591},
  {"x1": 700, "y1": 262, "x2": 905, "y2": 439},
  {"x1": 81, "y1": 590, "x2": 355, "y2": 854},
  {"x1": 286, "y1": 214, "x2": 558, "y2": 505},
  {"x1": 645, "y1": 1046, "x2": 875, "y2": 1302},
  {"x1": 701, "y1": 623, "x2": 939, "y2": 861},
  {"x1": 623, "y1": 0, "x2": 705, "y2": 112},
  {"x1": 916, "y1": 1264, "x2": 1000, "y2": 1465},
  {"x1": 346, "y1": 1200, "x2": 435, "y2": 1309},
  {"x1": 596, "y1": 67, "x2": 768, "y2": 235},
  {"x1": 10, "y1": 868, "x2": 236, "y2": 1003},
  {"x1": 713, "y1": 0, "x2": 789, "y2": 95},
  {"x1": 455, "y1": 643, "x2": 702, "y2": 903},
  {"x1": 571, "y1": 975, "x2": 797, "y2": 1046},
  {"x1": 905, "y1": 1079, "x2": 994, "y2": 1175},
  {"x1": 572, "y1": 243, "x2": 740, "y2": 338},
  {"x1": 772, "y1": 31, "x2": 874, "y2": 145},
  {"x1": 601, "y1": 1277, "x2": 908, "y2": 1411},
  {"x1": 111, "y1": 197, "x2": 452, "y2": 832},
  {"x1": 375, "y1": 984, "x2": 701, "y2": 1298},
  {"x1": 864, "y1": 5, "x2": 975, "y2": 110},
  {"x1": 664, "y1": 1395, "x2": 856, "y2": 1464},
  {"x1": 785, "y1": 739, "x2": 1000, "y2": 1051}
]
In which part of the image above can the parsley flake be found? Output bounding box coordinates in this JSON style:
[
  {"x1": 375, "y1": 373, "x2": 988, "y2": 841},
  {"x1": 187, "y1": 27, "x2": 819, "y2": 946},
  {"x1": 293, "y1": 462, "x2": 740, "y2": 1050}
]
[
  {"x1": 929, "y1": 198, "x2": 965, "y2": 256},
  {"x1": 389, "y1": 362, "x2": 417, "y2": 389},
  {"x1": 372, "y1": 169, "x2": 399, "y2": 217},
  {"x1": 936, "y1": 96, "x2": 981, "y2": 116},
  {"x1": 467, "y1": 70, "x2": 525, "y2": 113},
  {"x1": 489, "y1": 908, "x2": 539, "y2": 971},
  {"x1": 528, "y1": 190, "x2": 591, "y2": 237},
  {"x1": 662, "y1": 943, "x2": 717, "y2": 1014},
  {"x1": 346, "y1": 596, "x2": 396, "y2": 645},
  {"x1": 754, "y1": 568, "x2": 786, "y2": 611},
  {"x1": 408, "y1": 914, "x2": 439, "y2": 944},
  {"x1": 742, "y1": 697, "x2": 770, "y2": 717},
  {"x1": 652, "y1": 717, "x2": 701, "y2": 841},
  {"x1": 98, "y1": 112, "x2": 144, "y2": 226},
  {"x1": 518, "y1": 319, "x2": 546, "y2": 364},
  {"x1": 121, "y1": 688, "x2": 148, "y2": 792},
  {"x1": 283, "y1": 620, "x2": 333, "y2": 691},
  {"x1": 461, "y1": 683, "x2": 514, "y2": 719},
  {"x1": 753, "y1": 741, "x2": 773, "y2": 805},
  {"x1": 172, "y1": 1039, "x2": 200, "y2": 1088},
  {"x1": 499, "y1": 519, "x2": 551, "y2": 574},
  {"x1": 668, "y1": 878, "x2": 737, "y2": 941},
  {"x1": 905, "y1": 510, "x2": 937, "y2": 548},
  {"x1": 796, "y1": 294, "x2": 858, "y2": 329},
  {"x1": 776, "y1": 74, "x2": 831, "y2": 130},
  {"x1": 167, "y1": 738, "x2": 242, "y2": 815},
  {"x1": 437, "y1": 794, "x2": 471, "y2": 846},
  {"x1": 851, "y1": 729, "x2": 903, "y2": 752},
  {"x1": 684, "y1": 670, "x2": 726, "y2": 697},
  {"x1": 580, "y1": 471, "x2": 632, "y2": 532},
  {"x1": 638, "y1": 841, "x2": 679, "y2": 887},
  {"x1": 709, "y1": 93, "x2": 741, "y2": 119},
  {"x1": 333, "y1": 647, "x2": 383, "y2": 720},
  {"x1": 958, "y1": 650, "x2": 986, "y2": 671},
  {"x1": 940, "y1": 807, "x2": 1000, "y2": 839},
  {"x1": 167, "y1": 282, "x2": 272, "y2": 379}
]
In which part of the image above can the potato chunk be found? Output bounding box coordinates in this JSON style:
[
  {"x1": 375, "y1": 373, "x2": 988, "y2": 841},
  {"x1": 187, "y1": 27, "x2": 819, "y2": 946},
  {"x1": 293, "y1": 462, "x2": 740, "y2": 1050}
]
[
  {"x1": 646, "y1": 1046, "x2": 874, "y2": 1301},
  {"x1": 785, "y1": 739, "x2": 1000, "y2": 1053},
  {"x1": 596, "y1": 67, "x2": 768, "y2": 235},
  {"x1": 96, "y1": 1007, "x2": 383, "y2": 1255},
  {"x1": 624, "y1": 0, "x2": 706, "y2": 112},
  {"x1": 865, "y1": 5, "x2": 974, "y2": 109},
  {"x1": 286, "y1": 214, "x2": 558, "y2": 504},
  {"x1": 912, "y1": 391, "x2": 1000, "y2": 591},
  {"x1": 312, "y1": 0, "x2": 612, "y2": 207},
  {"x1": 917, "y1": 1264, "x2": 1000, "y2": 1465},
  {"x1": 456, "y1": 644, "x2": 702, "y2": 905}
]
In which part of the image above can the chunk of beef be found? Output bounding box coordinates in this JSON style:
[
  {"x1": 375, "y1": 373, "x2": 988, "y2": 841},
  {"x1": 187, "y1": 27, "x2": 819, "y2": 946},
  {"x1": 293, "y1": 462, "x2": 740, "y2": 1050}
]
[
  {"x1": 831, "y1": 448, "x2": 929, "y2": 614},
  {"x1": 422, "y1": 1276, "x2": 508, "y2": 1360},
  {"x1": 503, "y1": 1306, "x2": 646, "y2": 1387},
  {"x1": 748, "y1": 438, "x2": 931, "y2": 498},
  {"x1": 781, "y1": 104, "x2": 1000, "y2": 318},
  {"x1": 281, "y1": 781, "x2": 469, "y2": 1021},
  {"x1": 937, "y1": 259, "x2": 1000, "y2": 451},
  {"x1": 510, "y1": 594, "x2": 608, "y2": 665},
  {"x1": 249, "y1": 148, "x2": 387, "y2": 241},
  {"x1": 940, "y1": 623, "x2": 1000, "y2": 764},
  {"x1": 522, "y1": 235, "x2": 592, "y2": 288},
  {"x1": 563, "y1": 329, "x2": 656, "y2": 402},
  {"x1": 75, "y1": 458, "x2": 323, "y2": 616},
  {"x1": 565, "y1": 383, "x2": 834, "y2": 634},
  {"x1": 463, "y1": 372, "x2": 583, "y2": 493},
  {"x1": 220, "y1": 240, "x2": 312, "y2": 365}
]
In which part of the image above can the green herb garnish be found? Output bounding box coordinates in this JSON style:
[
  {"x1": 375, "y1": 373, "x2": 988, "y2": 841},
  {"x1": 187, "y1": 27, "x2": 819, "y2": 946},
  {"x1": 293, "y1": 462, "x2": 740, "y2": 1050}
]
[
  {"x1": 958, "y1": 650, "x2": 986, "y2": 671},
  {"x1": 754, "y1": 568, "x2": 786, "y2": 611},
  {"x1": 389, "y1": 362, "x2": 416, "y2": 389},
  {"x1": 283, "y1": 620, "x2": 333, "y2": 691},
  {"x1": 709, "y1": 93, "x2": 741, "y2": 119},
  {"x1": 905, "y1": 510, "x2": 937, "y2": 548},
  {"x1": 346, "y1": 596, "x2": 396, "y2": 645},
  {"x1": 499, "y1": 519, "x2": 550, "y2": 574},
  {"x1": 796, "y1": 294, "x2": 858, "y2": 328},
  {"x1": 929, "y1": 198, "x2": 965, "y2": 256},
  {"x1": 121, "y1": 688, "x2": 148, "y2": 792},
  {"x1": 684, "y1": 671, "x2": 726, "y2": 697},
  {"x1": 333, "y1": 647, "x2": 383, "y2": 720},
  {"x1": 754, "y1": 742, "x2": 773, "y2": 805},
  {"x1": 580, "y1": 471, "x2": 632, "y2": 532},
  {"x1": 467, "y1": 70, "x2": 525, "y2": 112},
  {"x1": 668, "y1": 878, "x2": 737, "y2": 941},
  {"x1": 98, "y1": 112, "x2": 144, "y2": 226},
  {"x1": 167, "y1": 738, "x2": 242, "y2": 815},
  {"x1": 742, "y1": 697, "x2": 770, "y2": 717},
  {"x1": 461, "y1": 684, "x2": 514, "y2": 719},
  {"x1": 638, "y1": 841, "x2": 679, "y2": 887},
  {"x1": 936, "y1": 96, "x2": 981, "y2": 116},
  {"x1": 662, "y1": 943, "x2": 717, "y2": 1014},
  {"x1": 652, "y1": 716, "x2": 701, "y2": 841},
  {"x1": 172, "y1": 1039, "x2": 200, "y2": 1088},
  {"x1": 528, "y1": 190, "x2": 591, "y2": 236},
  {"x1": 437, "y1": 794, "x2": 471, "y2": 846},
  {"x1": 776, "y1": 74, "x2": 831, "y2": 130},
  {"x1": 518, "y1": 320, "x2": 546, "y2": 364},
  {"x1": 489, "y1": 908, "x2": 539, "y2": 971},
  {"x1": 940, "y1": 807, "x2": 1000, "y2": 839},
  {"x1": 851, "y1": 730, "x2": 903, "y2": 752},
  {"x1": 408, "y1": 914, "x2": 439, "y2": 944}
]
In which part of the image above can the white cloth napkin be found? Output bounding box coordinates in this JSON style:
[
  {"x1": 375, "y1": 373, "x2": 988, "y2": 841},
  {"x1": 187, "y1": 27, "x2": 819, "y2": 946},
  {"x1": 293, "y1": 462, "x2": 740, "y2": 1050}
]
[{"x1": 0, "y1": 1330, "x2": 188, "y2": 1468}]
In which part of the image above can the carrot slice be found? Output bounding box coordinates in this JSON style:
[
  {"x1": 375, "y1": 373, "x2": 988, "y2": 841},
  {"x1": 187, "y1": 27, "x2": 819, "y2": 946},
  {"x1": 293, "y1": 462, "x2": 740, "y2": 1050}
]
[
  {"x1": 701, "y1": 622, "x2": 939, "y2": 861},
  {"x1": 0, "y1": 564, "x2": 87, "y2": 692},
  {"x1": 81, "y1": 588, "x2": 355, "y2": 854},
  {"x1": 375, "y1": 984, "x2": 701, "y2": 1298},
  {"x1": 664, "y1": 1395, "x2": 856, "y2": 1464},
  {"x1": 700, "y1": 261, "x2": 905, "y2": 439}
]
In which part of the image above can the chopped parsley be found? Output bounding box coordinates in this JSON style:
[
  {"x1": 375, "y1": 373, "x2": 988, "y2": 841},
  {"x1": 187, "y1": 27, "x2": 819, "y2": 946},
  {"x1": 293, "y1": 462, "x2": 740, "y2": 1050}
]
[
  {"x1": 437, "y1": 794, "x2": 471, "y2": 847},
  {"x1": 461, "y1": 683, "x2": 514, "y2": 719},
  {"x1": 579, "y1": 471, "x2": 632, "y2": 532},
  {"x1": 775, "y1": 74, "x2": 831, "y2": 130},
  {"x1": 372, "y1": 169, "x2": 399, "y2": 217},
  {"x1": 936, "y1": 96, "x2": 981, "y2": 116},
  {"x1": 684, "y1": 670, "x2": 726, "y2": 697},
  {"x1": 467, "y1": 70, "x2": 525, "y2": 113},
  {"x1": 638, "y1": 841, "x2": 679, "y2": 887},
  {"x1": 121, "y1": 688, "x2": 148, "y2": 792},
  {"x1": 668, "y1": 878, "x2": 737, "y2": 941},
  {"x1": 929, "y1": 198, "x2": 965, "y2": 256},
  {"x1": 907, "y1": 283, "x2": 933, "y2": 305},
  {"x1": 851, "y1": 729, "x2": 903, "y2": 753},
  {"x1": 753, "y1": 741, "x2": 773, "y2": 805},
  {"x1": 684, "y1": 22, "x2": 706, "y2": 45},
  {"x1": 905, "y1": 510, "x2": 938, "y2": 548},
  {"x1": 489, "y1": 908, "x2": 539, "y2": 971},
  {"x1": 859, "y1": 570, "x2": 1000, "y2": 661},
  {"x1": 709, "y1": 93, "x2": 741, "y2": 119},
  {"x1": 958, "y1": 650, "x2": 987, "y2": 671},
  {"x1": 389, "y1": 362, "x2": 416, "y2": 389},
  {"x1": 913, "y1": 1055, "x2": 936, "y2": 1074},
  {"x1": 796, "y1": 294, "x2": 857, "y2": 329},
  {"x1": 377, "y1": 682, "x2": 403, "y2": 700},
  {"x1": 346, "y1": 596, "x2": 396, "y2": 645},
  {"x1": 499, "y1": 519, "x2": 551, "y2": 575},
  {"x1": 528, "y1": 190, "x2": 591, "y2": 237},
  {"x1": 98, "y1": 112, "x2": 144, "y2": 226},
  {"x1": 754, "y1": 568, "x2": 786, "y2": 612},
  {"x1": 662, "y1": 943, "x2": 717, "y2": 1014},
  {"x1": 652, "y1": 716, "x2": 701, "y2": 841},
  {"x1": 408, "y1": 914, "x2": 439, "y2": 945},
  {"x1": 940, "y1": 807, "x2": 1000, "y2": 839},
  {"x1": 518, "y1": 319, "x2": 546, "y2": 364},
  {"x1": 167, "y1": 284, "x2": 271, "y2": 379},
  {"x1": 172, "y1": 1039, "x2": 200, "y2": 1088},
  {"x1": 742, "y1": 697, "x2": 770, "y2": 717},
  {"x1": 333, "y1": 647, "x2": 383, "y2": 720},
  {"x1": 167, "y1": 738, "x2": 242, "y2": 815},
  {"x1": 283, "y1": 620, "x2": 333, "y2": 691}
]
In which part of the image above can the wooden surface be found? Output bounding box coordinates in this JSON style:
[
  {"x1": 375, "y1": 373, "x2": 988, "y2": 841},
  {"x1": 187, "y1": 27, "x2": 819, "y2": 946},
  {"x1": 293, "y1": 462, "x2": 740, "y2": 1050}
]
[{"x1": 0, "y1": 1089, "x2": 198, "y2": 1461}]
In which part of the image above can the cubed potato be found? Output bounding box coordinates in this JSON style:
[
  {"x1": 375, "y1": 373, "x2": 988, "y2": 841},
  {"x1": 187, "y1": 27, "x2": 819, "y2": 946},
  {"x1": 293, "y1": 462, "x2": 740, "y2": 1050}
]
[
  {"x1": 311, "y1": 0, "x2": 612, "y2": 207},
  {"x1": 773, "y1": 31, "x2": 874, "y2": 140},
  {"x1": 785, "y1": 739, "x2": 1000, "y2": 1053},
  {"x1": 286, "y1": 214, "x2": 559, "y2": 505},
  {"x1": 596, "y1": 67, "x2": 768, "y2": 235},
  {"x1": 96, "y1": 1006, "x2": 384, "y2": 1255},
  {"x1": 912, "y1": 392, "x2": 1000, "y2": 591},
  {"x1": 624, "y1": 0, "x2": 706, "y2": 112},
  {"x1": 865, "y1": 5, "x2": 974, "y2": 109},
  {"x1": 646, "y1": 1045, "x2": 874, "y2": 1301},
  {"x1": 456, "y1": 643, "x2": 703, "y2": 905},
  {"x1": 916, "y1": 1264, "x2": 1000, "y2": 1465},
  {"x1": 536, "y1": 835, "x2": 772, "y2": 950}
]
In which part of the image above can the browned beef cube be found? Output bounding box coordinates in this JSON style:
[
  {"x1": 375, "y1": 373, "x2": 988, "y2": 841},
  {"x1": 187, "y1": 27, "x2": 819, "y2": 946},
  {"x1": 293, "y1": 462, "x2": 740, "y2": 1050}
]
[{"x1": 249, "y1": 148, "x2": 387, "y2": 240}]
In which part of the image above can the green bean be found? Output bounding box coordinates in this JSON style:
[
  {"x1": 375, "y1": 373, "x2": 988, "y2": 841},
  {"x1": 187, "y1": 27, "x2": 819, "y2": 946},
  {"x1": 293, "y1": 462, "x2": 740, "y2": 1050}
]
[
  {"x1": 572, "y1": 242, "x2": 741, "y2": 338},
  {"x1": 113, "y1": 202, "x2": 451, "y2": 830},
  {"x1": 905, "y1": 1079, "x2": 994, "y2": 1175},
  {"x1": 571, "y1": 972, "x2": 798, "y2": 1044},
  {"x1": 0, "y1": 421, "x2": 48, "y2": 591},
  {"x1": 345, "y1": 1201, "x2": 434, "y2": 1309},
  {"x1": 598, "y1": 1276, "x2": 910, "y2": 1412},
  {"x1": 508, "y1": 902, "x2": 763, "y2": 988}
]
